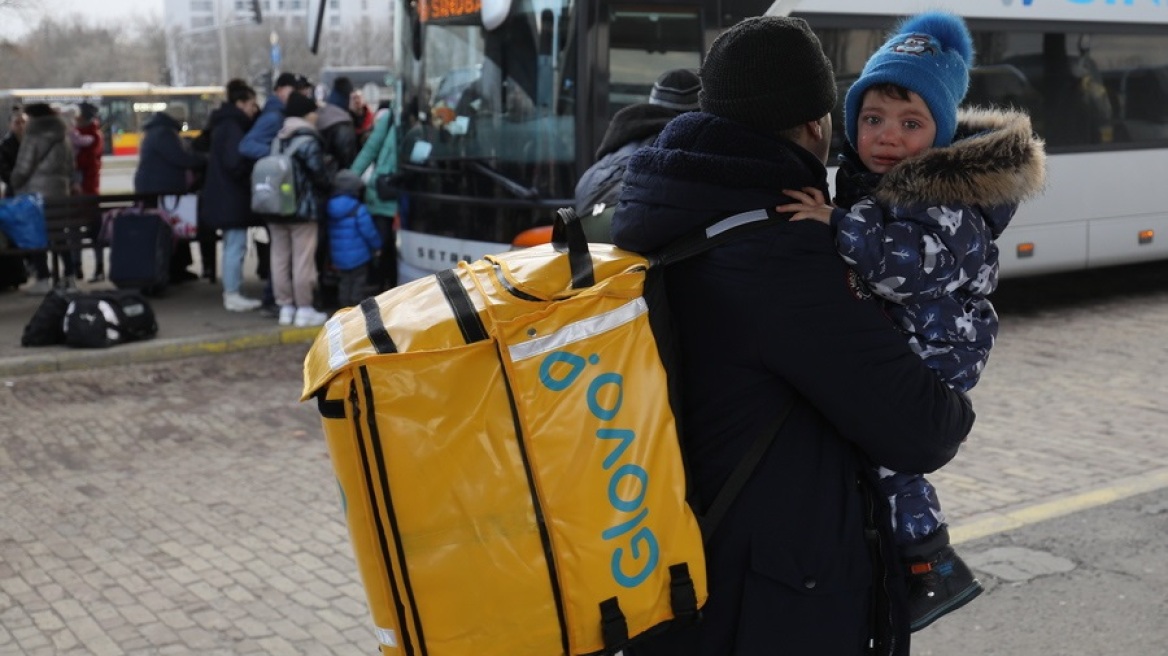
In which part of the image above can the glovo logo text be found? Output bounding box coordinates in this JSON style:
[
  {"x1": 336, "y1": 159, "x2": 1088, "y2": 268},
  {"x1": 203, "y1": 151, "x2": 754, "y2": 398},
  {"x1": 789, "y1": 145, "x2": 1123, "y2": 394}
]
[{"x1": 539, "y1": 350, "x2": 659, "y2": 588}]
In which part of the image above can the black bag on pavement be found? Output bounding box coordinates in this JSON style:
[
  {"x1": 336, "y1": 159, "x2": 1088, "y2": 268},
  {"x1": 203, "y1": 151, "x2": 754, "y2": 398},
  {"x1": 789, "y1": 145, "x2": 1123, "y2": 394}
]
[
  {"x1": 21, "y1": 288, "x2": 78, "y2": 347},
  {"x1": 62, "y1": 290, "x2": 158, "y2": 348},
  {"x1": 108, "y1": 211, "x2": 173, "y2": 295}
]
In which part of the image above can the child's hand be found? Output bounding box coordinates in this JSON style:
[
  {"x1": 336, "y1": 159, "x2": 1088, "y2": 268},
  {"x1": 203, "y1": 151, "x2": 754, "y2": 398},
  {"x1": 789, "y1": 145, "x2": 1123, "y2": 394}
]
[{"x1": 777, "y1": 187, "x2": 834, "y2": 224}]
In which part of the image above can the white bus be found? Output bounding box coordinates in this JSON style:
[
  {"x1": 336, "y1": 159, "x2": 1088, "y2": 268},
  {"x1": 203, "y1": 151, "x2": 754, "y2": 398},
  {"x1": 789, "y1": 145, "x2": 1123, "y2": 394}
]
[{"x1": 786, "y1": 0, "x2": 1168, "y2": 277}]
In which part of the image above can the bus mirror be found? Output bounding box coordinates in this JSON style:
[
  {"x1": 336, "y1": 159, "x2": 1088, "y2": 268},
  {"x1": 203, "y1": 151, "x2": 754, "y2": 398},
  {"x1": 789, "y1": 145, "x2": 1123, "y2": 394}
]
[{"x1": 482, "y1": 0, "x2": 511, "y2": 30}]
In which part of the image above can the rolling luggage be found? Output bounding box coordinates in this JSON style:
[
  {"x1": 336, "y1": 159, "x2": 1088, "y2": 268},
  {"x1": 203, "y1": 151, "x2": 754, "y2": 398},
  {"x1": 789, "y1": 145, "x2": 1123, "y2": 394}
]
[
  {"x1": 108, "y1": 211, "x2": 172, "y2": 294},
  {"x1": 301, "y1": 208, "x2": 785, "y2": 656}
]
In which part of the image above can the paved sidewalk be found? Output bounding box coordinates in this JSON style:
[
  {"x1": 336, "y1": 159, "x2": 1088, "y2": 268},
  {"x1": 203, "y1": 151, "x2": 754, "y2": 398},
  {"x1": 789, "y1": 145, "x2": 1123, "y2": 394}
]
[{"x1": 0, "y1": 256, "x2": 320, "y2": 378}]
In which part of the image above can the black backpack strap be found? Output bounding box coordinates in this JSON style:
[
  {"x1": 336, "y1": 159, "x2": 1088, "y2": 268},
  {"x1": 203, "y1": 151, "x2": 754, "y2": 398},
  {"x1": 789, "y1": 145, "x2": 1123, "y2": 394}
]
[
  {"x1": 643, "y1": 207, "x2": 794, "y2": 541},
  {"x1": 651, "y1": 208, "x2": 787, "y2": 267},
  {"x1": 697, "y1": 396, "x2": 796, "y2": 541}
]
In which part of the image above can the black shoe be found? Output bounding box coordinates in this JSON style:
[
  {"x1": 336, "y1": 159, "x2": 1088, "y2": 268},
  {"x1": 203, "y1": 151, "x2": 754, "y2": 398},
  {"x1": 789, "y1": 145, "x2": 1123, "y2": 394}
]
[
  {"x1": 87, "y1": 272, "x2": 105, "y2": 283},
  {"x1": 906, "y1": 546, "x2": 984, "y2": 632},
  {"x1": 259, "y1": 303, "x2": 280, "y2": 319}
]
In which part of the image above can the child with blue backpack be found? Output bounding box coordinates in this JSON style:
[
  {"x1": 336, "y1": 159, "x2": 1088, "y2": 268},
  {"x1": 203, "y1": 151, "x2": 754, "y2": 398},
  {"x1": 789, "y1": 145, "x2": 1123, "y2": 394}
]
[{"x1": 326, "y1": 169, "x2": 382, "y2": 308}]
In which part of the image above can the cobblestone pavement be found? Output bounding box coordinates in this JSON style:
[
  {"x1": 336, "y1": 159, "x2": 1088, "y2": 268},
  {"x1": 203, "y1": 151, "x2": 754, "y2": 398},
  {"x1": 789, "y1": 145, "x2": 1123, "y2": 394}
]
[{"x1": 2, "y1": 263, "x2": 1168, "y2": 654}]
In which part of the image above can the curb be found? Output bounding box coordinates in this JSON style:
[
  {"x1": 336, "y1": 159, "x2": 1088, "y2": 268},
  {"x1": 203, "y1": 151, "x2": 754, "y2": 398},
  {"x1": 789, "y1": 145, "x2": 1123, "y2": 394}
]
[{"x1": 0, "y1": 326, "x2": 321, "y2": 378}]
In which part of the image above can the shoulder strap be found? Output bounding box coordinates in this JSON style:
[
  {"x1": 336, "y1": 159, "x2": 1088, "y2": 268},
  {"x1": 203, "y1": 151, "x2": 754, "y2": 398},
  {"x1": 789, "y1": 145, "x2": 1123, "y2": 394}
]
[
  {"x1": 652, "y1": 208, "x2": 784, "y2": 267},
  {"x1": 697, "y1": 396, "x2": 795, "y2": 541}
]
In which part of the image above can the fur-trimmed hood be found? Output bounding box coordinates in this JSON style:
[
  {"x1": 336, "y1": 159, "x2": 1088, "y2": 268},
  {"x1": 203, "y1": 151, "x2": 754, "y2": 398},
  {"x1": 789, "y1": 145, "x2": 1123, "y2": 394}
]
[{"x1": 871, "y1": 107, "x2": 1046, "y2": 208}]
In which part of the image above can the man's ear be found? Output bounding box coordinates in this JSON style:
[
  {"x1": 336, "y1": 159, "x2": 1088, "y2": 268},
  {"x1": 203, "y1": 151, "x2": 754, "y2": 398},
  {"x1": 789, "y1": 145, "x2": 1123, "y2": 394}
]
[{"x1": 807, "y1": 118, "x2": 824, "y2": 141}]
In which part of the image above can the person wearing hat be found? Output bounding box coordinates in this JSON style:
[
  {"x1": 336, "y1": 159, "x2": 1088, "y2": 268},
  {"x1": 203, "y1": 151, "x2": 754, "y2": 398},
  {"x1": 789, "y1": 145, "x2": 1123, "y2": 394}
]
[
  {"x1": 294, "y1": 75, "x2": 315, "y2": 97},
  {"x1": 241, "y1": 71, "x2": 307, "y2": 315},
  {"x1": 572, "y1": 67, "x2": 700, "y2": 239},
  {"x1": 240, "y1": 71, "x2": 302, "y2": 161},
  {"x1": 12, "y1": 103, "x2": 78, "y2": 293},
  {"x1": 610, "y1": 16, "x2": 975, "y2": 655},
  {"x1": 316, "y1": 76, "x2": 358, "y2": 169},
  {"x1": 779, "y1": 11, "x2": 1046, "y2": 632},
  {"x1": 266, "y1": 92, "x2": 333, "y2": 327}
]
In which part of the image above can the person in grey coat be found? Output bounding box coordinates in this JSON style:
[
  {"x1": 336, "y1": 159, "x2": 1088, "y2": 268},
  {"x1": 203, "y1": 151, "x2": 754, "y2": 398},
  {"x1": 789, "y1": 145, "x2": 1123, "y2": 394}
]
[{"x1": 11, "y1": 103, "x2": 75, "y2": 292}]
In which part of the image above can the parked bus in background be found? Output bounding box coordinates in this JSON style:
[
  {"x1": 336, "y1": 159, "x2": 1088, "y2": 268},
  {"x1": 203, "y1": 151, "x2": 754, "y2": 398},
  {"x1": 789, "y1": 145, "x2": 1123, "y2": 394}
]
[
  {"x1": 385, "y1": 0, "x2": 769, "y2": 280},
  {"x1": 371, "y1": 0, "x2": 1168, "y2": 281},
  {"x1": 0, "y1": 84, "x2": 224, "y2": 157}
]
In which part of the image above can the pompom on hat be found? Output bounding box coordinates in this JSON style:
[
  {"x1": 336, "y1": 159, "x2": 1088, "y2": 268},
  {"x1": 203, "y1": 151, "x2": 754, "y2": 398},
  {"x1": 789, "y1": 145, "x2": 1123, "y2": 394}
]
[
  {"x1": 699, "y1": 16, "x2": 837, "y2": 138},
  {"x1": 844, "y1": 11, "x2": 975, "y2": 148}
]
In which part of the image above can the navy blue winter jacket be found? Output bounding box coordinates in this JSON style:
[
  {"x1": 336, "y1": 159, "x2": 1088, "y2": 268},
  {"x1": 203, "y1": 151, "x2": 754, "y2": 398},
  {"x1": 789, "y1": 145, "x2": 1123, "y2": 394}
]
[{"x1": 133, "y1": 112, "x2": 205, "y2": 195}]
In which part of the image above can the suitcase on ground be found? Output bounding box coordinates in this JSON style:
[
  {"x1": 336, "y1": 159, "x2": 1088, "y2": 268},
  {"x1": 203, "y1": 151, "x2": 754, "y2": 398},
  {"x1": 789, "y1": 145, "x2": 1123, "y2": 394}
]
[{"x1": 108, "y1": 211, "x2": 172, "y2": 294}]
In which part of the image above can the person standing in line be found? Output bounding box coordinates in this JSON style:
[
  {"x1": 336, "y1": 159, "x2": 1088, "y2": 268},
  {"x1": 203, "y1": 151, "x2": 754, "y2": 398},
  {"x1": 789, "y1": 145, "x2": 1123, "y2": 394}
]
[
  {"x1": 349, "y1": 88, "x2": 375, "y2": 148},
  {"x1": 11, "y1": 103, "x2": 76, "y2": 294},
  {"x1": 778, "y1": 11, "x2": 1047, "y2": 632},
  {"x1": 134, "y1": 107, "x2": 208, "y2": 284},
  {"x1": 317, "y1": 76, "x2": 358, "y2": 170},
  {"x1": 240, "y1": 72, "x2": 299, "y2": 161},
  {"x1": 74, "y1": 102, "x2": 105, "y2": 282},
  {"x1": 610, "y1": 17, "x2": 975, "y2": 655},
  {"x1": 241, "y1": 72, "x2": 302, "y2": 317},
  {"x1": 325, "y1": 169, "x2": 381, "y2": 307},
  {"x1": 200, "y1": 79, "x2": 263, "y2": 312},
  {"x1": 311, "y1": 76, "x2": 359, "y2": 310},
  {"x1": 348, "y1": 103, "x2": 401, "y2": 292},
  {"x1": 268, "y1": 92, "x2": 332, "y2": 327}
]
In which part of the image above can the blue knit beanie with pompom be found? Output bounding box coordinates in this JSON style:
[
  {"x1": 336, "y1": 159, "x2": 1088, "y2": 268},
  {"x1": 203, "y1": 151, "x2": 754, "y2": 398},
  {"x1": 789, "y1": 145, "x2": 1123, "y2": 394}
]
[{"x1": 844, "y1": 11, "x2": 974, "y2": 148}]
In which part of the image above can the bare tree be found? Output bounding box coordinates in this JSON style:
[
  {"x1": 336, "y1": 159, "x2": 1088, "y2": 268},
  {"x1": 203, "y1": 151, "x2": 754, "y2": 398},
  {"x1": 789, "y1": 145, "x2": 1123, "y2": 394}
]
[{"x1": 0, "y1": 14, "x2": 168, "y2": 87}]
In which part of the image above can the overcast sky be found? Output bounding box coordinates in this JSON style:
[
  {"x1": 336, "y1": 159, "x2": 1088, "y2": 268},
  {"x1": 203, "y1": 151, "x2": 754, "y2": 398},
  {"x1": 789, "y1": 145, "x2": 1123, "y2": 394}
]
[{"x1": 2, "y1": 0, "x2": 163, "y2": 38}]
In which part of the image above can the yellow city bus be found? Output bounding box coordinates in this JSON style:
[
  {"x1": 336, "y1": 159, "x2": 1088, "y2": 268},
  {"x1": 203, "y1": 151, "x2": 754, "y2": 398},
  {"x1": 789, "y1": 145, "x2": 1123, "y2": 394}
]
[{"x1": 0, "y1": 83, "x2": 224, "y2": 156}]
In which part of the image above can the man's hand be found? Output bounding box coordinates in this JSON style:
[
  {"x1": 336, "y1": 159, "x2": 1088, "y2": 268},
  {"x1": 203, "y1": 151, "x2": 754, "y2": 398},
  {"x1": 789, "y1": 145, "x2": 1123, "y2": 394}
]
[{"x1": 777, "y1": 187, "x2": 834, "y2": 224}]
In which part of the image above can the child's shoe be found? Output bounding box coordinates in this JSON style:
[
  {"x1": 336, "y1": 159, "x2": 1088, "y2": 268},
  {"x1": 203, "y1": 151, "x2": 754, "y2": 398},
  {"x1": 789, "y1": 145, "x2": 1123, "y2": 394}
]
[{"x1": 906, "y1": 545, "x2": 983, "y2": 632}]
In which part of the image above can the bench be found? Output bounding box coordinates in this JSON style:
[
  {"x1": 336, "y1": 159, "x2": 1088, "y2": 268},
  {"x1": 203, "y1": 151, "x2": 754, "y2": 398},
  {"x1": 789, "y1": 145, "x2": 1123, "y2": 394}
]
[{"x1": 0, "y1": 193, "x2": 160, "y2": 283}]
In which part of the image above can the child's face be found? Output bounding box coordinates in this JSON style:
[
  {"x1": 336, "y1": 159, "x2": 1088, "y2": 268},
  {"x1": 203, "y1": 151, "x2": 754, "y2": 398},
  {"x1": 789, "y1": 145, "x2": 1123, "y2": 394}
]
[{"x1": 855, "y1": 88, "x2": 937, "y2": 174}]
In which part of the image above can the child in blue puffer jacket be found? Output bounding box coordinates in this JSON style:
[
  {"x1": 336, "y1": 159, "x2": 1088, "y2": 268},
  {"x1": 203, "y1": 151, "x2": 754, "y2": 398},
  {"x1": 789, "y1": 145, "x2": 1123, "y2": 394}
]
[{"x1": 326, "y1": 169, "x2": 382, "y2": 308}]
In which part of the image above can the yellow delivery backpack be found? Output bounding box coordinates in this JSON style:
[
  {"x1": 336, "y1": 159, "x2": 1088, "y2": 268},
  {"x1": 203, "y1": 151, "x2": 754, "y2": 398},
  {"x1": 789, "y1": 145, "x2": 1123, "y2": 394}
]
[{"x1": 300, "y1": 209, "x2": 784, "y2": 655}]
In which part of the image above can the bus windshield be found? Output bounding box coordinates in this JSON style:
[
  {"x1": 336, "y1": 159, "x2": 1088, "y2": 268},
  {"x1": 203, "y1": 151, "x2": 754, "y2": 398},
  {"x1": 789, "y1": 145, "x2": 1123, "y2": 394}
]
[{"x1": 418, "y1": 0, "x2": 577, "y2": 197}]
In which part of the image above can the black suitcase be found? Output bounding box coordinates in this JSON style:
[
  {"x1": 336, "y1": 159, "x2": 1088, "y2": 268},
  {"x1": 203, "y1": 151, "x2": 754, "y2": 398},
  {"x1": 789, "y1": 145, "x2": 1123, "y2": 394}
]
[{"x1": 109, "y1": 211, "x2": 172, "y2": 295}]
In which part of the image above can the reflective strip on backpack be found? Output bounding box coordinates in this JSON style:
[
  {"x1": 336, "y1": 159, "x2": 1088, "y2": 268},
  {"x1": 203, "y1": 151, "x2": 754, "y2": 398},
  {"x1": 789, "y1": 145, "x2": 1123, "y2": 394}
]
[{"x1": 505, "y1": 297, "x2": 647, "y2": 362}]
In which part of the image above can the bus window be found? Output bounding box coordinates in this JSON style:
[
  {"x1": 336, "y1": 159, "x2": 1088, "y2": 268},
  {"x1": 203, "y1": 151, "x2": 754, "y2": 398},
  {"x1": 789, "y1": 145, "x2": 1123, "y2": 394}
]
[
  {"x1": 608, "y1": 7, "x2": 703, "y2": 117},
  {"x1": 811, "y1": 21, "x2": 1168, "y2": 157}
]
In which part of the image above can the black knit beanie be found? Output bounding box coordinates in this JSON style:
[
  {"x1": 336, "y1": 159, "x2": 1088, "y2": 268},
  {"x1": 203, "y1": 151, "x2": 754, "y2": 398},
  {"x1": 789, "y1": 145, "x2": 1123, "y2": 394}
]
[
  {"x1": 700, "y1": 16, "x2": 837, "y2": 138},
  {"x1": 285, "y1": 93, "x2": 318, "y2": 118}
]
